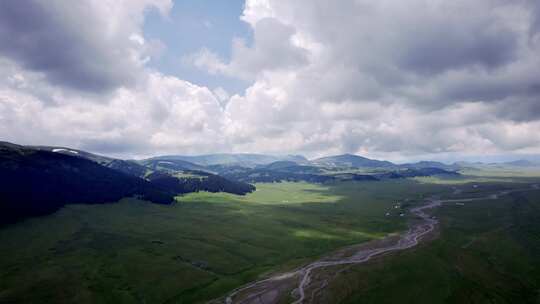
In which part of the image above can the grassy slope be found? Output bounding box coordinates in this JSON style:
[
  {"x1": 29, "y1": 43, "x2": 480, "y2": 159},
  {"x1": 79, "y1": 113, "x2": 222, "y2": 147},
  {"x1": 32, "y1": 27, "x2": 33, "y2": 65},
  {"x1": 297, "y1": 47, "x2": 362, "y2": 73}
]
[
  {"x1": 320, "y1": 180, "x2": 540, "y2": 303},
  {"x1": 0, "y1": 180, "x2": 448, "y2": 304}
]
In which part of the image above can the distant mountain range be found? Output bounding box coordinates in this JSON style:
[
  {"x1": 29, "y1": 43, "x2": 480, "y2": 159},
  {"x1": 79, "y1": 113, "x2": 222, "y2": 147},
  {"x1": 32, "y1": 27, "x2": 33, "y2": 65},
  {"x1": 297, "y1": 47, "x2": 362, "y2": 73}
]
[
  {"x1": 147, "y1": 153, "x2": 308, "y2": 167},
  {"x1": 311, "y1": 154, "x2": 396, "y2": 168},
  {"x1": 400, "y1": 161, "x2": 461, "y2": 171},
  {"x1": 2, "y1": 140, "x2": 538, "y2": 225},
  {"x1": 142, "y1": 151, "x2": 539, "y2": 170},
  {"x1": 456, "y1": 160, "x2": 540, "y2": 168},
  {"x1": 500, "y1": 160, "x2": 538, "y2": 167}
]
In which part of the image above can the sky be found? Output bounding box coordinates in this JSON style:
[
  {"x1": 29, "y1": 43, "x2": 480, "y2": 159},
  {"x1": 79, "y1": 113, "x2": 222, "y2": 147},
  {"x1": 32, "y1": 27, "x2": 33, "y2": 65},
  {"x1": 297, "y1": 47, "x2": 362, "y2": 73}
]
[{"x1": 0, "y1": 0, "x2": 540, "y2": 162}]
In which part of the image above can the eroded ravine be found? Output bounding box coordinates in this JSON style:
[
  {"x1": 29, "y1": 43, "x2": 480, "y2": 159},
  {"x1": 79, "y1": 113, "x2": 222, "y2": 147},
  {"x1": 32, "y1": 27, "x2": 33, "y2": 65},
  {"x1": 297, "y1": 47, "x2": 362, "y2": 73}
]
[{"x1": 216, "y1": 186, "x2": 537, "y2": 304}]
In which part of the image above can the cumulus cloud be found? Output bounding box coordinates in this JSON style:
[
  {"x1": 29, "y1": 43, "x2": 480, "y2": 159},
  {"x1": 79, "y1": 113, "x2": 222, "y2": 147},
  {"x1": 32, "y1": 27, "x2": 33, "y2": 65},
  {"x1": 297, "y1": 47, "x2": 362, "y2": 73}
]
[
  {"x1": 0, "y1": 0, "x2": 171, "y2": 93},
  {"x1": 1, "y1": 0, "x2": 540, "y2": 160},
  {"x1": 189, "y1": 17, "x2": 308, "y2": 80},
  {"x1": 0, "y1": 0, "x2": 229, "y2": 157},
  {"x1": 0, "y1": 67, "x2": 227, "y2": 157},
  {"x1": 215, "y1": 0, "x2": 540, "y2": 158},
  {"x1": 232, "y1": 0, "x2": 540, "y2": 106}
]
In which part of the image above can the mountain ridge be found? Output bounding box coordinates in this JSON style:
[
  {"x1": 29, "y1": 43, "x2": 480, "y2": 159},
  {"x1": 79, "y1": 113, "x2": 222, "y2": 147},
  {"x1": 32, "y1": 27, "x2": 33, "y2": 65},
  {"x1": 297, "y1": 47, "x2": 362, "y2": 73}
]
[
  {"x1": 0, "y1": 142, "x2": 176, "y2": 225},
  {"x1": 311, "y1": 153, "x2": 396, "y2": 168},
  {"x1": 147, "y1": 153, "x2": 308, "y2": 167}
]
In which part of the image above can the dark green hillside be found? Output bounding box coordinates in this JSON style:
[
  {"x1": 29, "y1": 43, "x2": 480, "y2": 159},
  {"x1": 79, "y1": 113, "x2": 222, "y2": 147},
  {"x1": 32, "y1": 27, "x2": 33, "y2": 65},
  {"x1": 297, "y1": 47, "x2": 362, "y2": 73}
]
[
  {"x1": 33, "y1": 145, "x2": 113, "y2": 164},
  {"x1": 374, "y1": 167, "x2": 460, "y2": 179},
  {"x1": 221, "y1": 168, "x2": 337, "y2": 183},
  {"x1": 206, "y1": 164, "x2": 251, "y2": 175},
  {"x1": 106, "y1": 159, "x2": 149, "y2": 177},
  {"x1": 218, "y1": 163, "x2": 455, "y2": 184},
  {"x1": 400, "y1": 161, "x2": 460, "y2": 171},
  {"x1": 146, "y1": 171, "x2": 255, "y2": 195},
  {"x1": 0, "y1": 143, "x2": 174, "y2": 226},
  {"x1": 34, "y1": 145, "x2": 256, "y2": 197},
  {"x1": 35, "y1": 145, "x2": 150, "y2": 177}
]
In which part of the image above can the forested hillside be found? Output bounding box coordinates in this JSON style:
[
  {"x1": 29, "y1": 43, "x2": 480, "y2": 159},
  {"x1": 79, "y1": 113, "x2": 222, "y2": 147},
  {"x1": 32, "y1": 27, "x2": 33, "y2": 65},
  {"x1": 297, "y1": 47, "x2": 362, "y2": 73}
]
[{"x1": 0, "y1": 142, "x2": 175, "y2": 225}]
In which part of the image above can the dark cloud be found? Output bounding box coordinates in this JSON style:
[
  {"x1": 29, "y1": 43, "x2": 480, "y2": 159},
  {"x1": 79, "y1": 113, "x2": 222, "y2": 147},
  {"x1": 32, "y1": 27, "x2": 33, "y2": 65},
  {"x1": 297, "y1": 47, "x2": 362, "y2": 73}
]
[
  {"x1": 396, "y1": 24, "x2": 518, "y2": 75},
  {"x1": 0, "y1": 0, "x2": 140, "y2": 93},
  {"x1": 233, "y1": 1, "x2": 540, "y2": 118},
  {"x1": 524, "y1": 0, "x2": 540, "y2": 35},
  {"x1": 493, "y1": 98, "x2": 540, "y2": 122},
  {"x1": 439, "y1": 72, "x2": 540, "y2": 104}
]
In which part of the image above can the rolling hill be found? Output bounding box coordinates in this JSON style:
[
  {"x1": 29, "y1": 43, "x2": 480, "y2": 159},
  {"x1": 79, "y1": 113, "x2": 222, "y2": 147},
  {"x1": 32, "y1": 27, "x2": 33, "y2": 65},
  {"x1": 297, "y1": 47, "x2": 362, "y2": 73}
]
[
  {"x1": 35, "y1": 145, "x2": 150, "y2": 177},
  {"x1": 35, "y1": 145, "x2": 256, "y2": 196},
  {"x1": 503, "y1": 160, "x2": 539, "y2": 167},
  {"x1": 400, "y1": 161, "x2": 460, "y2": 171},
  {"x1": 147, "y1": 153, "x2": 308, "y2": 167},
  {"x1": 141, "y1": 158, "x2": 209, "y2": 172},
  {"x1": 0, "y1": 142, "x2": 175, "y2": 225},
  {"x1": 312, "y1": 154, "x2": 396, "y2": 168}
]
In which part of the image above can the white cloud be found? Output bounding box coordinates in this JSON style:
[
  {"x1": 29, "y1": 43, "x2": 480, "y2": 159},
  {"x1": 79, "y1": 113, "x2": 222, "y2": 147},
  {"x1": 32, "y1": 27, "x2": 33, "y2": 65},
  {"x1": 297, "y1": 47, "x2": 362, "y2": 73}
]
[
  {"x1": 188, "y1": 17, "x2": 308, "y2": 81},
  {"x1": 216, "y1": 0, "x2": 540, "y2": 159},
  {"x1": 1, "y1": 0, "x2": 540, "y2": 161},
  {"x1": 0, "y1": 0, "x2": 172, "y2": 92},
  {"x1": 0, "y1": 68, "x2": 227, "y2": 157},
  {"x1": 0, "y1": 0, "x2": 228, "y2": 158}
]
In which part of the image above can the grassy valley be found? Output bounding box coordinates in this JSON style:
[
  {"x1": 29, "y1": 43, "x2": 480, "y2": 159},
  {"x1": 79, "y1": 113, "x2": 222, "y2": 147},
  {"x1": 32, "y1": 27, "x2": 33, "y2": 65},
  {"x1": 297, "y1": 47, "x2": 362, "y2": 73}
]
[
  {"x1": 2, "y1": 142, "x2": 540, "y2": 303},
  {"x1": 319, "y1": 183, "x2": 540, "y2": 304},
  {"x1": 0, "y1": 180, "x2": 448, "y2": 303}
]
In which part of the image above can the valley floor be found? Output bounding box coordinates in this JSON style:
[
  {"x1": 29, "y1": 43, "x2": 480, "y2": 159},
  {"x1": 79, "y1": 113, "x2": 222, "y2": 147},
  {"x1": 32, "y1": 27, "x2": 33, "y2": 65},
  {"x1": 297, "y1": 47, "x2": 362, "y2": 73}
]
[
  {"x1": 1, "y1": 176, "x2": 540, "y2": 303},
  {"x1": 218, "y1": 183, "x2": 540, "y2": 303},
  {"x1": 320, "y1": 185, "x2": 540, "y2": 304}
]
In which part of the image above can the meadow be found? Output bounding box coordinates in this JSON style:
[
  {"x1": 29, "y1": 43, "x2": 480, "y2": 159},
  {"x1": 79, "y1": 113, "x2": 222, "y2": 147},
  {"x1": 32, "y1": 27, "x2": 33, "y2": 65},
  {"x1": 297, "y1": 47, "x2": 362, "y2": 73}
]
[
  {"x1": 2, "y1": 174, "x2": 538, "y2": 304},
  {"x1": 318, "y1": 178, "x2": 540, "y2": 303},
  {"x1": 0, "y1": 180, "x2": 448, "y2": 304}
]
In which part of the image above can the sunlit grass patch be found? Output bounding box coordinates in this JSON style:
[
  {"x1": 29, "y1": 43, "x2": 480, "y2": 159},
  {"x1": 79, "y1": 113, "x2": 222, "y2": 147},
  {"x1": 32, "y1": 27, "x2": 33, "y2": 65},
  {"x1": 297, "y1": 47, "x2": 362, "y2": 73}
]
[
  {"x1": 180, "y1": 182, "x2": 343, "y2": 205},
  {"x1": 293, "y1": 229, "x2": 340, "y2": 240}
]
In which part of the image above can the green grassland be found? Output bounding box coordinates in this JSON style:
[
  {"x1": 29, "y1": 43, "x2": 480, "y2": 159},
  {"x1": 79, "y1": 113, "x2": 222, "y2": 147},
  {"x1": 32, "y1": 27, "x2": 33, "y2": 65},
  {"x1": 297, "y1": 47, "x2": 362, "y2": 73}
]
[
  {"x1": 0, "y1": 180, "x2": 449, "y2": 304},
  {"x1": 181, "y1": 182, "x2": 344, "y2": 205},
  {"x1": 2, "y1": 172, "x2": 539, "y2": 304},
  {"x1": 461, "y1": 166, "x2": 540, "y2": 178},
  {"x1": 319, "y1": 181, "x2": 540, "y2": 303},
  {"x1": 414, "y1": 166, "x2": 540, "y2": 185}
]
